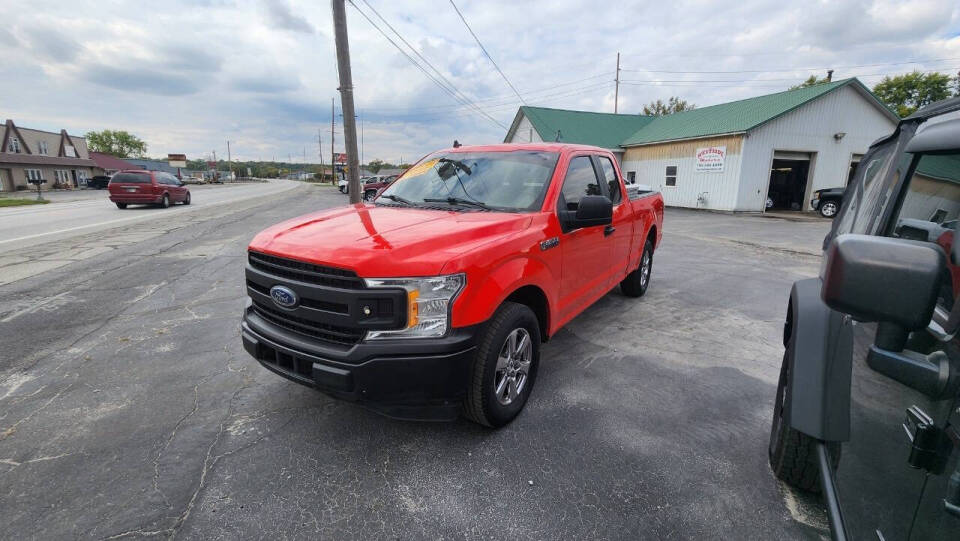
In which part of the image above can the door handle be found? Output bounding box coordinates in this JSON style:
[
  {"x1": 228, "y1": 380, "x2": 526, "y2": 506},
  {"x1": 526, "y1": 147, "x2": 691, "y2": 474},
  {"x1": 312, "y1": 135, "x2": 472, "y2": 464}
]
[{"x1": 604, "y1": 225, "x2": 616, "y2": 237}]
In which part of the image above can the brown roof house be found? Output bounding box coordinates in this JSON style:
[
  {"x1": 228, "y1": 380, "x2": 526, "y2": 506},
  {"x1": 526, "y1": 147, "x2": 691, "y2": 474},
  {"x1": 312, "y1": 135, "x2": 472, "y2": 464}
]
[
  {"x1": 89, "y1": 151, "x2": 137, "y2": 176},
  {"x1": 0, "y1": 119, "x2": 98, "y2": 191}
]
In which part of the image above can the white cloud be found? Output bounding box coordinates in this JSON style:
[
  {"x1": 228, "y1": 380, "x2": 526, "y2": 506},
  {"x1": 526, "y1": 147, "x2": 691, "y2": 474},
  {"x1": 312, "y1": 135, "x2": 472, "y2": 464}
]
[{"x1": 0, "y1": 0, "x2": 957, "y2": 164}]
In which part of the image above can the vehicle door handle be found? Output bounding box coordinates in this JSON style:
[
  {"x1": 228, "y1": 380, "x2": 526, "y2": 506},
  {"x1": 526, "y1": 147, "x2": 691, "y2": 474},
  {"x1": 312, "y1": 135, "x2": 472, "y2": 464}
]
[{"x1": 604, "y1": 225, "x2": 616, "y2": 237}]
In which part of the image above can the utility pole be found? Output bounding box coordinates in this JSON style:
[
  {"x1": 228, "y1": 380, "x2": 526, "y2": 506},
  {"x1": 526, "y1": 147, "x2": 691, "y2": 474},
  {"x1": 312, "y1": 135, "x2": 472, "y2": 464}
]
[
  {"x1": 212, "y1": 150, "x2": 217, "y2": 182},
  {"x1": 318, "y1": 129, "x2": 325, "y2": 182},
  {"x1": 332, "y1": 0, "x2": 361, "y2": 204},
  {"x1": 331, "y1": 98, "x2": 336, "y2": 184},
  {"x1": 226, "y1": 140, "x2": 233, "y2": 181},
  {"x1": 614, "y1": 52, "x2": 621, "y2": 114},
  {"x1": 359, "y1": 110, "x2": 364, "y2": 166}
]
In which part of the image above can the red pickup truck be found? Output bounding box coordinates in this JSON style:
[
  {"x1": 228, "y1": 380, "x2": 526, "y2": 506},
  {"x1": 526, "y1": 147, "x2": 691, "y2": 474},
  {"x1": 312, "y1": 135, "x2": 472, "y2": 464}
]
[{"x1": 242, "y1": 143, "x2": 663, "y2": 426}]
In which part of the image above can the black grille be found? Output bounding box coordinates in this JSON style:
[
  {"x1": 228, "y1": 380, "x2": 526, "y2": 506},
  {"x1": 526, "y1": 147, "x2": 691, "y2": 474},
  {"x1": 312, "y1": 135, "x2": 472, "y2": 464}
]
[
  {"x1": 252, "y1": 301, "x2": 364, "y2": 347},
  {"x1": 248, "y1": 251, "x2": 363, "y2": 289},
  {"x1": 246, "y1": 280, "x2": 348, "y2": 314}
]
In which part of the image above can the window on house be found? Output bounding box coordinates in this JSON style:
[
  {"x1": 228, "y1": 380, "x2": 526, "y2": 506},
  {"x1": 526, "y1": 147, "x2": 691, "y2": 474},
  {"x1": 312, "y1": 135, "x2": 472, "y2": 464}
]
[
  {"x1": 25, "y1": 169, "x2": 43, "y2": 181},
  {"x1": 8, "y1": 137, "x2": 21, "y2": 153},
  {"x1": 627, "y1": 171, "x2": 636, "y2": 183},
  {"x1": 665, "y1": 165, "x2": 677, "y2": 187},
  {"x1": 77, "y1": 170, "x2": 87, "y2": 183},
  {"x1": 55, "y1": 170, "x2": 69, "y2": 183},
  {"x1": 38, "y1": 141, "x2": 48, "y2": 155},
  {"x1": 64, "y1": 144, "x2": 77, "y2": 158}
]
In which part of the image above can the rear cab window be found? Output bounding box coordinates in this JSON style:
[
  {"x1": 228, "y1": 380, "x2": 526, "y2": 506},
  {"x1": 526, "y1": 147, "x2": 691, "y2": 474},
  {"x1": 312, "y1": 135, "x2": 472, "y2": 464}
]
[{"x1": 596, "y1": 156, "x2": 622, "y2": 204}]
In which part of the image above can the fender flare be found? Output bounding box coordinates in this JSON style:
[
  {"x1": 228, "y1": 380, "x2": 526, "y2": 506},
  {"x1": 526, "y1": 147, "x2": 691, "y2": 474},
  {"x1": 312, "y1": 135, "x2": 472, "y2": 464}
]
[
  {"x1": 785, "y1": 278, "x2": 854, "y2": 442},
  {"x1": 451, "y1": 256, "x2": 555, "y2": 331}
]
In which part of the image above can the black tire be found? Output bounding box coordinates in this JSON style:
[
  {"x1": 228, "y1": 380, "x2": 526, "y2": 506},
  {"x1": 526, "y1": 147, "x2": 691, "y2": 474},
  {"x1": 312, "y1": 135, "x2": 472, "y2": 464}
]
[
  {"x1": 819, "y1": 200, "x2": 839, "y2": 218},
  {"x1": 183, "y1": 192, "x2": 191, "y2": 205},
  {"x1": 463, "y1": 302, "x2": 541, "y2": 428},
  {"x1": 620, "y1": 239, "x2": 654, "y2": 297},
  {"x1": 339, "y1": 185, "x2": 347, "y2": 193},
  {"x1": 769, "y1": 351, "x2": 840, "y2": 492},
  {"x1": 115, "y1": 202, "x2": 127, "y2": 209},
  {"x1": 159, "y1": 194, "x2": 170, "y2": 208},
  {"x1": 364, "y1": 190, "x2": 377, "y2": 202}
]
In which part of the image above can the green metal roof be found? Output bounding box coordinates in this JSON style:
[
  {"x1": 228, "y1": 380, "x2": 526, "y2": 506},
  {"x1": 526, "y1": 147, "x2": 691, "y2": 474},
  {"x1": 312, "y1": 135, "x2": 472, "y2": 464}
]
[
  {"x1": 621, "y1": 78, "x2": 895, "y2": 146},
  {"x1": 509, "y1": 106, "x2": 654, "y2": 150}
]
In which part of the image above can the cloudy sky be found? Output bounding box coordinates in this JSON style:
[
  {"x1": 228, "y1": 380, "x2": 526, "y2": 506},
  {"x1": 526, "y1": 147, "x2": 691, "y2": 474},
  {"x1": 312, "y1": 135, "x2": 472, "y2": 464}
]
[{"x1": 1, "y1": 0, "x2": 958, "y2": 164}]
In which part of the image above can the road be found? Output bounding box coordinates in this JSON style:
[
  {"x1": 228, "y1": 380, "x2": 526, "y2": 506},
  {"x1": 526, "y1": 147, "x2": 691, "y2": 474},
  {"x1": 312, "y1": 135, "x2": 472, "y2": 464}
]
[
  {"x1": 0, "y1": 180, "x2": 297, "y2": 254},
  {"x1": 0, "y1": 186, "x2": 833, "y2": 539}
]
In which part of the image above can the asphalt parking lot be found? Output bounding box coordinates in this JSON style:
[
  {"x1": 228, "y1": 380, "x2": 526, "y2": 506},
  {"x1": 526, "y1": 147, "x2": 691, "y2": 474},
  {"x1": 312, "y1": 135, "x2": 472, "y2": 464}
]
[{"x1": 0, "y1": 185, "x2": 833, "y2": 539}]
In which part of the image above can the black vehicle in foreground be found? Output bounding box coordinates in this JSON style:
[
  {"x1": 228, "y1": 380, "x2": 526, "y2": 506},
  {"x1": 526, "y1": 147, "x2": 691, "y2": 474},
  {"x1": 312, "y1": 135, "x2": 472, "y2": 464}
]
[
  {"x1": 811, "y1": 186, "x2": 845, "y2": 218},
  {"x1": 769, "y1": 96, "x2": 960, "y2": 540},
  {"x1": 86, "y1": 175, "x2": 111, "y2": 189}
]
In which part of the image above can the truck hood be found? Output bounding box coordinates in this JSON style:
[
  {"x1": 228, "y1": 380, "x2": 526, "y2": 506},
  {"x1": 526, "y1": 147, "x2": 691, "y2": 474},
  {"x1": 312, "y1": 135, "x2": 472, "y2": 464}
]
[{"x1": 249, "y1": 203, "x2": 532, "y2": 277}]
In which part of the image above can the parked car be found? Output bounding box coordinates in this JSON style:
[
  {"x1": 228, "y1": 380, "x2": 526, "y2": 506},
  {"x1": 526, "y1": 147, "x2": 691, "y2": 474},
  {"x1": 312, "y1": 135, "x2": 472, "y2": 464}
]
[
  {"x1": 87, "y1": 175, "x2": 111, "y2": 189},
  {"x1": 108, "y1": 170, "x2": 191, "y2": 209},
  {"x1": 241, "y1": 143, "x2": 664, "y2": 427},
  {"x1": 361, "y1": 176, "x2": 397, "y2": 201},
  {"x1": 180, "y1": 176, "x2": 205, "y2": 185},
  {"x1": 811, "y1": 186, "x2": 846, "y2": 218},
  {"x1": 768, "y1": 96, "x2": 960, "y2": 540}
]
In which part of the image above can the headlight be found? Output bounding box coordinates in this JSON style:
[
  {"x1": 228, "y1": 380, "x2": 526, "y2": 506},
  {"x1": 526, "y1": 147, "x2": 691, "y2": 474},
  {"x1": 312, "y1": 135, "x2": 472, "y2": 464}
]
[{"x1": 363, "y1": 274, "x2": 465, "y2": 339}]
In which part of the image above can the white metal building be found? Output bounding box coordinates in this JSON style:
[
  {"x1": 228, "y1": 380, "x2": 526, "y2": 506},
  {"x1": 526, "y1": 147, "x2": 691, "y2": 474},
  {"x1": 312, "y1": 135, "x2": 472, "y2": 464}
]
[{"x1": 504, "y1": 78, "x2": 899, "y2": 212}]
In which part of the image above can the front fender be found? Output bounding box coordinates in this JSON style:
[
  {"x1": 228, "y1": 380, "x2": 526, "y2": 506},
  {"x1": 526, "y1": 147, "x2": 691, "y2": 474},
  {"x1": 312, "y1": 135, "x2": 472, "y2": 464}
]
[
  {"x1": 785, "y1": 278, "x2": 853, "y2": 442},
  {"x1": 450, "y1": 256, "x2": 556, "y2": 329}
]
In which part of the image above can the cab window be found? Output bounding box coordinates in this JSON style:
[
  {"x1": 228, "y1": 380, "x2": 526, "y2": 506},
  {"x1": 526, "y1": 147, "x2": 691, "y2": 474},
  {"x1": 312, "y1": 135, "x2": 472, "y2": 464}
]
[
  {"x1": 597, "y1": 156, "x2": 622, "y2": 204},
  {"x1": 559, "y1": 156, "x2": 602, "y2": 211},
  {"x1": 887, "y1": 151, "x2": 960, "y2": 309}
]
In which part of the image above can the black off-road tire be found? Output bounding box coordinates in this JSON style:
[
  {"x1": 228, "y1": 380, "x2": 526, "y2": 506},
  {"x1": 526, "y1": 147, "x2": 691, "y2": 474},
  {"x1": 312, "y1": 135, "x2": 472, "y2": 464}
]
[
  {"x1": 621, "y1": 240, "x2": 654, "y2": 297},
  {"x1": 769, "y1": 352, "x2": 840, "y2": 492},
  {"x1": 116, "y1": 202, "x2": 127, "y2": 209},
  {"x1": 463, "y1": 302, "x2": 541, "y2": 428}
]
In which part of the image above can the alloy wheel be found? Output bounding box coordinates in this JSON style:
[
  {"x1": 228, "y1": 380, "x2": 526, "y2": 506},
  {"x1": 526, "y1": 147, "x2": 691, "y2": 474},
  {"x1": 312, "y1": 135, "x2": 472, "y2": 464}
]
[{"x1": 494, "y1": 328, "x2": 532, "y2": 406}]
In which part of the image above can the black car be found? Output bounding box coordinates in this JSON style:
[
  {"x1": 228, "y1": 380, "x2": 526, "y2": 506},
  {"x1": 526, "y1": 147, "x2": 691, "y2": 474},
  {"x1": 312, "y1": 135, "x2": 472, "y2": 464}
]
[
  {"x1": 768, "y1": 96, "x2": 960, "y2": 540},
  {"x1": 87, "y1": 175, "x2": 111, "y2": 189},
  {"x1": 811, "y1": 186, "x2": 845, "y2": 218}
]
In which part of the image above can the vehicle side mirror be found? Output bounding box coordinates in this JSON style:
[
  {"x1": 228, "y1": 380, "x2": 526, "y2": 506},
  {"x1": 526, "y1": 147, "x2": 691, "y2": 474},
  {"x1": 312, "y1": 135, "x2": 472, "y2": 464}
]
[
  {"x1": 822, "y1": 234, "x2": 945, "y2": 350},
  {"x1": 562, "y1": 195, "x2": 612, "y2": 230}
]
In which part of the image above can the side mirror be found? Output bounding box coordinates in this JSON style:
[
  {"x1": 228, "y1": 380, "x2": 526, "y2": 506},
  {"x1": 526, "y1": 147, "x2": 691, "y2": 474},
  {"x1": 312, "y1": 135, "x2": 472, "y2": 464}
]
[
  {"x1": 822, "y1": 234, "x2": 945, "y2": 351},
  {"x1": 562, "y1": 195, "x2": 612, "y2": 230}
]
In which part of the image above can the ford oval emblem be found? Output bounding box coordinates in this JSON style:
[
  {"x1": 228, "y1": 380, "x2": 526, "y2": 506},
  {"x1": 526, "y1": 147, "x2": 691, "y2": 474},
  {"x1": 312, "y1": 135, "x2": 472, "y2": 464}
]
[{"x1": 270, "y1": 285, "x2": 298, "y2": 309}]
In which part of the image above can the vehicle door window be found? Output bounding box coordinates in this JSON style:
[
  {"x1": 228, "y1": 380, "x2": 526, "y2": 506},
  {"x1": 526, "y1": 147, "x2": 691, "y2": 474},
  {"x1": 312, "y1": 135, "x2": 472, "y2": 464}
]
[
  {"x1": 597, "y1": 156, "x2": 622, "y2": 204},
  {"x1": 559, "y1": 156, "x2": 602, "y2": 211},
  {"x1": 887, "y1": 150, "x2": 960, "y2": 310}
]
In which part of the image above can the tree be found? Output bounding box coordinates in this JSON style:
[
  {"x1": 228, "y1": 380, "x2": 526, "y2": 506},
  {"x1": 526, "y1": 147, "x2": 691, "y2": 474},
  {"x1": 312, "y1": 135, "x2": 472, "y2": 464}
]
[
  {"x1": 789, "y1": 75, "x2": 830, "y2": 90},
  {"x1": 366, "y1": 159, "x2": 386, "y2": 173},
  {"x1": 86, "y1": 130, "x2": 147, "y2": 158},
  {"x1": 642, "y1": 97, "x2": 695, "y2": 116},
  {"x1": 873, "y1": 71, "x2": 956, "y2": 118}
]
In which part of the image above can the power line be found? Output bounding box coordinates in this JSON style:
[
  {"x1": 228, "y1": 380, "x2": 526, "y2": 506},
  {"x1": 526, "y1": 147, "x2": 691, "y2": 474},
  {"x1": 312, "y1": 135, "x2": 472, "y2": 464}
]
[
  {"x1": 448, "y1": 0, "x2": 527, "y2": 106},
  {"x1": 346, "y1": 0, "x2": 508, "y2": 130},
  {"x1": 619, "y1": 57, "x2": 960, "y2": 74},
  {"x1": 617, "y1": 67, "x2": 959, "y2": 86}
]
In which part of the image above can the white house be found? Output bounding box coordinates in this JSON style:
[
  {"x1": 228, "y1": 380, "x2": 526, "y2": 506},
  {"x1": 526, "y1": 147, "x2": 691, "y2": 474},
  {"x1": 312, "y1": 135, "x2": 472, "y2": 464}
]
[{"x1": 504, "y1": 78, "x2": 899, "y2": 212}]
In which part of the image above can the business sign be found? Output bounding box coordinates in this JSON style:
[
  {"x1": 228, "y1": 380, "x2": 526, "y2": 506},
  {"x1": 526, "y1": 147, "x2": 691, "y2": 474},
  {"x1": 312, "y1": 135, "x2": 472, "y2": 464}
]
[
  {"x1": 168, "y1": 153, "x2": 187, "y2": 168},
  {"x1": 695, "y1": 146, "x2": 726, "y2": 172},
  {"x1": 334, "y1": 153, "x2": 347, "y2": 165},
  {"x1": 206, "y1": 161, "x2": 217, "y2": 170}
]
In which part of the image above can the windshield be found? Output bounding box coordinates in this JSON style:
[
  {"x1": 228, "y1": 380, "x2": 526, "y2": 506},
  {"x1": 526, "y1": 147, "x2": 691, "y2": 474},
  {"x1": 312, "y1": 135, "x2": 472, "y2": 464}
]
[{"x1": 378, "y1": 150, "x2": 559, "y2": 211}]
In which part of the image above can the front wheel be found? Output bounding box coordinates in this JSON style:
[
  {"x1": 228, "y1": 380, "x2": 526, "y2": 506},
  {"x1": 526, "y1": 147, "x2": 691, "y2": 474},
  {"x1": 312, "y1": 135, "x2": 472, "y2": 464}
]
[
  {"x1": 819, "y1": 200, "x2": 838, "y2": 218},
  {"x1": 620, "y1": 240, "x2": 653, "y2": 297},
  {"x1": 363, "y1": 190, "x2": 377, "y2": 202},
  {"x1": 463, "y1": 302, "x2": 541, "y2": 427},
  {"x1": 183, "y1": 192, "x2": 191, "y2": 205}
]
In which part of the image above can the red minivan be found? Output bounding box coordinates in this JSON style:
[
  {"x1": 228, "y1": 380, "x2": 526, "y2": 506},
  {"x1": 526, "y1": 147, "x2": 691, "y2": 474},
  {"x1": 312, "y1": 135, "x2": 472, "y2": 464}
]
[{"x1": 108, "y1": 170, "x2": 191, "y2": 209}]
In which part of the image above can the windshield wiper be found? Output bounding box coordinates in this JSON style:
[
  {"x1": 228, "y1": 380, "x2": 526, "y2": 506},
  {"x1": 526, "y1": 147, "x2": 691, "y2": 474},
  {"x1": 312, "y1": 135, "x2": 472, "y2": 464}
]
[
  {"x1": 423, "y1": 197, "x2": 493, "y2": 211},
  {"x1": 378, "y1": 194, "x2": 415, "y2": 206}
]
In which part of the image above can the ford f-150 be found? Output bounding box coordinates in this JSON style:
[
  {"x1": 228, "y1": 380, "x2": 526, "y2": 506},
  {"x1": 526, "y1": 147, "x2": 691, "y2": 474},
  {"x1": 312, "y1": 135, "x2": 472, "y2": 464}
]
[{"x1": 241, "y1": 143, "x2": 664, "y2": 427}]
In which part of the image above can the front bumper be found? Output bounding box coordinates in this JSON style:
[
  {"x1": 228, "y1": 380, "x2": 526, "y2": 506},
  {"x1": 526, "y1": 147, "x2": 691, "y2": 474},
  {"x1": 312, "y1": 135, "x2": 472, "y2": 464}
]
[
  {"x1": 810, "y1": 197, "x2": 820, "y2": 210},
  {"x1": 241, "y1": 301, "x2": 480, "y2": 421}
]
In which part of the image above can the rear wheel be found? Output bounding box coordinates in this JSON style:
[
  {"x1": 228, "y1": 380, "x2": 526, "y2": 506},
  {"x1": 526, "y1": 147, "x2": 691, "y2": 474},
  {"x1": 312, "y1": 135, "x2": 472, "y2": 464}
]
[
  {"x1": 115, "y1": 202, "x2": 127, "y2": 209},
  {"x1": 769, "y1": 351, "x2": 840, "y2": 492},
  {"x1": 620, "y1": 240, "x2": 653, "y2": 297},
  {"x1": 463, "y1": 302, "x2": 540, "y2": 428},
  {"x1": 819, "y1": 200, "x2": 839, "y2": 218},
  {"x1": 159, "y1": 194, "x2": 170, "y2": 208}
]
